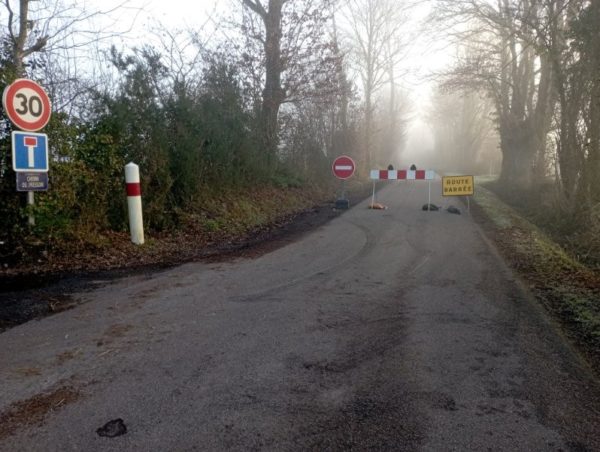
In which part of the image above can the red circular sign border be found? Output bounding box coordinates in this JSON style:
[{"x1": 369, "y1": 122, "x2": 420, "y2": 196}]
[
  {"x1": 2, "y1": 78, "x2": 51, "y2": 131},
  {"x1": 332, "y1": 155, "x2": 356, "y2": 180}
]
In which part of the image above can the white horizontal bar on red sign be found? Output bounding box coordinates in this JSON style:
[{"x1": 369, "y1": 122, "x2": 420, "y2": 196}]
[
  {"x1": 370, "y1": 169, "x2": 436, "y2": 180},
  {"x1": 335, "y1": 165, "x2": 353, "y2": 170}
]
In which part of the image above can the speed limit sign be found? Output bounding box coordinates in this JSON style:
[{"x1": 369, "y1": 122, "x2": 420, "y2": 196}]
[{"x1": 2, "y1": 78, "x2": 51, "y2": 132}]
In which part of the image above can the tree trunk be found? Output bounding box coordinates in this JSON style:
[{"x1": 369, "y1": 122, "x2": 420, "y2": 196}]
[
  {"x1": 7, "y1": 0, "x2": 48, "y2": 76},
  {"x1": 12, "y1": 0, "x2": 30, "y2": 75},
  {"x1": 587, "y1": 0, "x2": 600, "y2": 206},
  {"x1": 499, "y1": 116, "x2": 536, "y2": 189},
  {"x1": 556, "y1": 82, "x2": 583, "y2": 200},
  {"x1": 587, "y1": 79, "x2": 600, "y2": 207},
  {"x1": 365, "y1": 87, "x2": 372, "y2": 170},
  {"x1": 261, "y1": 0, "x2": 285, "y2": 161},
  {"x1": 242, "y1": 0, "x2": 286, "y2": 166},
  {"x1": 531, "y1": 53, "x2": 555, "y2": 183}
]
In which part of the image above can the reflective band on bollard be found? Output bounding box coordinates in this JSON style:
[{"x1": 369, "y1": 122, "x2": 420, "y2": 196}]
[{"x1": 125, "y1": 162, "x2": 144, "y2": 245}]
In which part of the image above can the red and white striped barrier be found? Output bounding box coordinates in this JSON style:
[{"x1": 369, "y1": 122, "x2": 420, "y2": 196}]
[
  {"x1": 370, "y1": 169, "x2": 436, "y2": 180},
  {"x1": 369, "y1": 168, "x2": 437, "y2": 210},
  {"x1": 125, "y1": 162, "x2": 145, "y2": 245}
]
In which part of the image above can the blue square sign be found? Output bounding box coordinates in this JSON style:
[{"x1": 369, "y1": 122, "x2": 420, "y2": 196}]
[{"x1": 11, "y1": 131, "x2": 49, "y2": 172}]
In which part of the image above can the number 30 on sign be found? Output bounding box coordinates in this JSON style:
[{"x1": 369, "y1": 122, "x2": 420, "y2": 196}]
[{"x1": 2, "y1": 78, "x2": 52, "y2": 132}]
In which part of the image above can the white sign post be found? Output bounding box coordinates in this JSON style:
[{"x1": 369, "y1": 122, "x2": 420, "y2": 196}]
[{"x1": 125, "y1": 162, "x2": 145, "y2": 245}]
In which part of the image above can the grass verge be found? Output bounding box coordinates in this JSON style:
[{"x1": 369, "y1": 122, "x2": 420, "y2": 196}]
[{"x1": 471, "y1": 182, "x2": 600, "y2": 373}]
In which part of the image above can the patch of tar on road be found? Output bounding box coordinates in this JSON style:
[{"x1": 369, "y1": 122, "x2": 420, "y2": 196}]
[{"x1": 96, "y1": 418, "x2": 127, "y2": 438}]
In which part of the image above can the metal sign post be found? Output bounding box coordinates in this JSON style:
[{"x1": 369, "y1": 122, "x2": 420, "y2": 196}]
[
  {"x1": 26, "y1": 192, "x2": 35, "y2": 225},
  {"x1": 11, "y1": 131, "x2": 49, "y2": 226},
  {"x1": 332, "y1": 155, "x2": 355, "y2": 209},
  {"x1": 3, "y1": 79, "x2": 52, "y2": 227}
]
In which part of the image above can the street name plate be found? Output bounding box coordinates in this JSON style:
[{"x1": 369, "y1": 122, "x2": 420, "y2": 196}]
[{"x1": 16, "y1": 172, "x2": 48, "y2": 191}]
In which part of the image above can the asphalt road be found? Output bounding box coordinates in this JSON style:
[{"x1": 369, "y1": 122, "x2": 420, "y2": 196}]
[{"x1": 1, "y1": 180, "x2": 599, "y2": 451}]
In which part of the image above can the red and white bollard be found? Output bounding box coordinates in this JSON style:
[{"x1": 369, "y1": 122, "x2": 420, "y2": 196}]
[{"x1": 125, "y1": 162, "x2": 144, "y2": 245}]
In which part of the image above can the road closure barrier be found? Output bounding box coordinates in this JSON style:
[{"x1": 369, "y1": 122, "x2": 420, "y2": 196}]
[
  {"x1": 370, "y1": 168, "x2": 437, "y2": 210},
  {"x1": 370, "y1": 169, "x2": 435, "y2": 180}
]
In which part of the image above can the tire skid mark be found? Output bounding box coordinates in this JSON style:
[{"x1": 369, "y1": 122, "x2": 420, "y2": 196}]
[{"x1": 230, "y1": 220, "x2": 376, "y2": 302}]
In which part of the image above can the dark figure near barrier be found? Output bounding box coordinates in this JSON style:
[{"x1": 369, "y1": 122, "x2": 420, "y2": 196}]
[
  {"x1": 410, "y1": 164, "x2": 417, "y2": 171},
  {"x1": 387, "y1": 164, "x2": 394, "y2": 170}
]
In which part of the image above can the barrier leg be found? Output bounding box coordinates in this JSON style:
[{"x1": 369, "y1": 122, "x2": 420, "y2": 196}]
[
  {"x1": 371, "y1": 181, "x2": 376, "y2": 206},
  {"x1": 428, "y1": 181, "x2": 431, "y2": 211}
]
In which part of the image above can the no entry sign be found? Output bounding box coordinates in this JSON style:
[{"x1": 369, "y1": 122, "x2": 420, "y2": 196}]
[
  {"x1": 332, "y1": 155, "x2": 356, "y2": 180},
  {"x1": 2, "y1": 78, "x2": 52, "y2": 131}
]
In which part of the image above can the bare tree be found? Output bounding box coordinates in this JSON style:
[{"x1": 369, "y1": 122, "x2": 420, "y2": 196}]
[
  {"x1": 587, "y1": 0, "x2": 600, "y2": 208},
  {"x1": 433, "y1": 0, "x2": 556, "y2": 189},
  {"x1": 241, "y1": 0, "x2": 286, "y2": 159},
  {"x1": 546, "y1": 0, "x2": 600, "y2": 216},
  {"x1": 240, "y1": 0, "x2": 342, "y2": 169},
  {"x1": 342, "y1": 0, "x2": 411, "y2": 169},
  {"x1": 3, "y1": 0, "x2": 135, "y2": 71},
  {"x1": 3, "y1": 0, "x2": 48, "y2": 75}
]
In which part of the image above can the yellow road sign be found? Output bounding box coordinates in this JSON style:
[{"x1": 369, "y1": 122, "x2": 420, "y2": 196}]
[{"x1": 442, "y1": 175, "x2": 474, "y2": 196}]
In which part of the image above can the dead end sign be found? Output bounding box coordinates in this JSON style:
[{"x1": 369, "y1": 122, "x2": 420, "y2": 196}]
[{"x1": 332, "y1": 155, "x2": 355, "y2": 180}]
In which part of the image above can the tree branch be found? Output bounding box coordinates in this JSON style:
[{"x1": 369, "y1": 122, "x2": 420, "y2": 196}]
[{"x1": 242, "y1": 0, "x2": 267, "y2": 19}]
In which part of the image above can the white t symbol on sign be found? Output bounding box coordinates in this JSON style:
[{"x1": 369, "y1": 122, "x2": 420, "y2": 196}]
[{"x1": 24, "y1": 136, "x2": 38, "y2": 168}]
